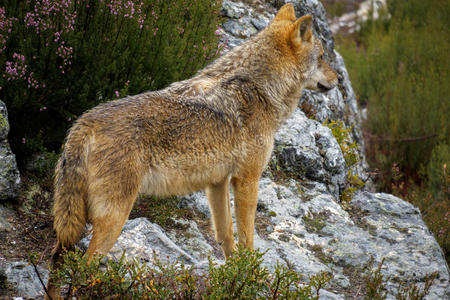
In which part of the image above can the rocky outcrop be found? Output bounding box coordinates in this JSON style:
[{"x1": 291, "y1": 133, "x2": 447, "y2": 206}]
[
  {"x1": 0, "y1": 100, "x2": 20, "y2": 201},
  {"x1": 79, "y1": 218, "x2": 198, "y2": 265},
  {"x1": 172, "y1": 180, "x2": 449, "y2": 298},
  {"x1": 272, "y1": 108, "x2": 347, "y2": 198}
]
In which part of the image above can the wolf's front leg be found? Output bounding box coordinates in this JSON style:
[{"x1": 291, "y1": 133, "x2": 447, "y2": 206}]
[
  {"x1": 231, "y1": 177, "x2": 259, "y2": 250},
  {"x1": 206, "y1": 176, "x2": 235, "y2": 257}
]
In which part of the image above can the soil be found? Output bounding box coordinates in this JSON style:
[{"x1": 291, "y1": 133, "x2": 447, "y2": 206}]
[
  {"x1": 0, "y1": 175, "x2": 56, "y2": 265},
  {"x1": 0, "y1": 174, "x2": 55, "y2": 298}
]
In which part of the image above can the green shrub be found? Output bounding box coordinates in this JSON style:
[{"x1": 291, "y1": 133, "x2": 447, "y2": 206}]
[
  {"x1": 0, "y1": 0, "x2": 222, "y2": 162},
  {"x1": 407, "y1": 185, "x2": 449, "y2": 264},
  {"x1": 425, "y1": 143, "x2": 449, "y2": 198},
  {"x1": 48, "y1": 247, "x2": 332, "y2": 299}
]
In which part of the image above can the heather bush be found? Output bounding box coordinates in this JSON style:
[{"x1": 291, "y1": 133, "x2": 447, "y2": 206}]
[{"x1": 0, "y1": 0, "x2": 222, "y2": 161}]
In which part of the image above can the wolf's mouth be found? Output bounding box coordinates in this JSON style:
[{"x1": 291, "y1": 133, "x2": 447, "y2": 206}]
[{"x1": 317, "y1": 81, "x2": 333, "y2": 92}]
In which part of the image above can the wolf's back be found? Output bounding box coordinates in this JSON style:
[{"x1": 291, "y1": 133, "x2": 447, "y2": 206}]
[{"x1": 52, "y1": 123, "x2": 90, "y2": 248}]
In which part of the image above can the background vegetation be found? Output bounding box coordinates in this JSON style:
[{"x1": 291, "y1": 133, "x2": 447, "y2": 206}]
[
  {"x1": 0, "y1": 0, "x2": 222, "y2": 162},
  {"x1": 334, "y1": 0, "x2": 449, "y2": 260}
]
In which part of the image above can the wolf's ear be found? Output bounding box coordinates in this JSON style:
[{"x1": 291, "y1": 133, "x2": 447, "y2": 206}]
[
  {"x1": 274, "y1": 3, "x2": 296, "y2": 22},
  {"x1": 291, "y1": 15, "x2": 313, "y2": 45}
]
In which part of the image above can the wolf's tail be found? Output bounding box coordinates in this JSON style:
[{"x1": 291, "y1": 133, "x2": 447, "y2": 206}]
[
  {"x1": 46, "y1": 125, "x2": 90, "y2": 299},
  {"x1": 53, "y1": 124, "x2": 90, "y2": 249}
]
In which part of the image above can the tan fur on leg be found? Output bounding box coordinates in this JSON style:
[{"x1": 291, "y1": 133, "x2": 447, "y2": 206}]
[
  {"x1": 206, "y1": 177, "x2": 235, "y2": 257},
  {"x1": 231, "y1": 177, "x2": 259, "y2": 249}
]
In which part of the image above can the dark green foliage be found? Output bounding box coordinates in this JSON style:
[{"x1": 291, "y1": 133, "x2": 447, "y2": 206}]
[
  {"x1": 48, "y1": 247, "x2": 332, "y2": 299},
  {"x1": 425, "y1": 143, "x2": 449, "y2": 197},
  {"x1": 0, "y1": 0, "x2": 222, "y2": 162}
]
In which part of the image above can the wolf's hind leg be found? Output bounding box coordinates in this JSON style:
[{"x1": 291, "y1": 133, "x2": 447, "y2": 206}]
[
  {"x1": 206, "y1": 176, "x2": 235, "y2": 257},
  {"x1": 231, "y1": 176, "x2": 259, "y2": 250},
  {"x1": 86, "y1": 179, "x2": 140, "y2": 260},
  {"x1": 86, "y1": 209, "x2": 132, "y2": 260}
]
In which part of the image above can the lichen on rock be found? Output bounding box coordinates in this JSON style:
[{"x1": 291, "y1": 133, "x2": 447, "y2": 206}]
[{"x1": 0, "y1": 100, "x2": 20, "y2": 201}]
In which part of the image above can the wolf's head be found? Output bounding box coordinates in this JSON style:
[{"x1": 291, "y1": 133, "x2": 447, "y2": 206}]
[{"x1": 271, "y1": 4, "x2": 338, "y2": 93}]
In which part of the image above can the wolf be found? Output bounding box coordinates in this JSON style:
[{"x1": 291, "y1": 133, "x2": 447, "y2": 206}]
[{"x1": 46, "y1": 4, "x2": 337, "y2": 299}]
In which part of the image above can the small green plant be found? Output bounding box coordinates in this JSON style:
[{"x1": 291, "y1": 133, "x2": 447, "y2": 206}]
[
  {"x1": 268, "y1": 210, "x2": 277, "y2": 217},
  {"x1": 341, "y1": 169, "x2": 366, "y2": 203},
  {"x1": 363, "y1": 257, "x2": 387, "y2": 300},
  {"x1": 395, "y1": 272, "x2": 438, "y2": 300},
  {"x1": 324, "y1": 120, "x2": 365, "y2": 202},
  {"x1": 48, "y1": 247, "x2": 333, "y2": 299},
  {"x1": 325, "y1": 120, "x2": 360, "y2": 167},
  {"x1": 363, "y1": 257, "x2": 437, "y2": 300},
  {"x1": 310, "y1": 244, "x2": 331, "y2": 265},
  {"x1": 50, "y1": 248, "x2": 202, "y2": 299},
  {"x1": 302, "y1": 212, "x2": 327, "y2": 233}
]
